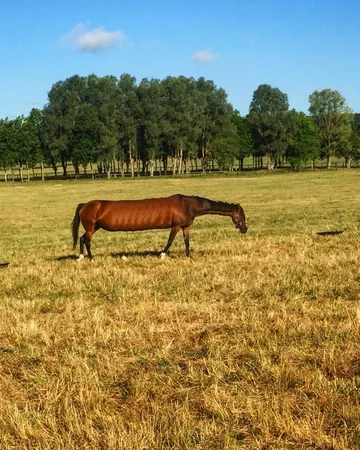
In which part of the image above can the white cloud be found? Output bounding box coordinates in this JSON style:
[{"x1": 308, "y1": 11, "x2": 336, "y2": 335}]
[
  {"x1": 192, "y1": 50, "x2": 219, "y2": 63},
  {"x1": 60, "y1": 23, "x2": 128, "y2": 54}
]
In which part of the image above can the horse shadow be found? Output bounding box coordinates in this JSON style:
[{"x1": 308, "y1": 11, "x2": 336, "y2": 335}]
[
  {"x1": 53, "y1": 250, "x2": 179, "y2": 262},
  {"x1": 54, "y1": 255, "x2": 80, "y2": 261},
  {"x1": 110, "y1": 250, "x2": 164, "y2": 258}
]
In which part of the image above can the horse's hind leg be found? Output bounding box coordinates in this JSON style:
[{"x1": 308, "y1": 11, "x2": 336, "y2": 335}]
[
  {"x1": 78, "y1": 225, "x2": 99, "y2": 261},
  {"x1": 78, "y1": 233, "x2": 86, "y2": 260}
]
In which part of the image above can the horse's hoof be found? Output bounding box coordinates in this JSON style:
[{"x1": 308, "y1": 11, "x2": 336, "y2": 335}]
[
  {"x1": 77, "y1": 254, "x2": 84, "y2": 262},
  {"x1": 160, "y1": 252, "x2": 166, "y2": 260},
  {"x1": 121, "y1": 255, "x2": 128, "y2": 261}
]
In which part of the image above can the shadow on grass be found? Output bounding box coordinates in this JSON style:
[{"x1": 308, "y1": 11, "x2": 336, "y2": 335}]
[
  {"x1": 54, "y1": 255, "x2": 80, "y2": 261},
  {"x1": 53, "y1": 251, "x2": 181, "y2": 261},
  {"x1": 111, "y1": 250, "x2": 163, "y2": 258}
]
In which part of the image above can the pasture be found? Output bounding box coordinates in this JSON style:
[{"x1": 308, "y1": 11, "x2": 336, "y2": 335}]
[{"x1": 0, "y1": 170, "x2": 360, "y2": 449}]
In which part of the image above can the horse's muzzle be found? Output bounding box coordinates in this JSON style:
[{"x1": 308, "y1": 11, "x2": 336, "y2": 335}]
[{"x1": 237, "y1": 223, "x2": 248, "y2": 234}]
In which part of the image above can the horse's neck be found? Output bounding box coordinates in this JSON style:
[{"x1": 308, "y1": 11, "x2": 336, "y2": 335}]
[{"x1": 193, "y1": 199, "x2": 237, "y2": 217}]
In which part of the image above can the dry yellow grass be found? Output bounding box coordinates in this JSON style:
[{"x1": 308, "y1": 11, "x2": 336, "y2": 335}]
[{"x1": 0, "y1": 170, "x2": 360, "y2": 449}]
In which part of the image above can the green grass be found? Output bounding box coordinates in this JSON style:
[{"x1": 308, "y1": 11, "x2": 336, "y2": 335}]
[{"x1": 0, "y1": 171, "x2": 360, "y2": 449}]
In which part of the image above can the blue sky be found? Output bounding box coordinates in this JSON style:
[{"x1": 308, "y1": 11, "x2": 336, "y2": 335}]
[{"x1": 1, "y1": 0, "x2": 359, "y2": 119}]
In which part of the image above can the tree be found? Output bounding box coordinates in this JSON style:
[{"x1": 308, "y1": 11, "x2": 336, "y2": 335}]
[
  {"x1": 0, "y1": 118, "x2": 17, "y2": 181},
  {"x1": 340, "y1": 113, "x2": 360, "y2": 167},
  {"x1": 117, "y1": 73, "x2": 140, "y2": 177},
  {"x1": 23, "y1": 108, "x2": 44, "y2": 179},
  {"x1": 195, "y1": 77, "x2": 234, "y2": 171},
  {"x1": 286, "y1": 111, "x2": 321, "y2": 170},
  {"x1": 161, "y1": 76, "x2": 198, "y2": 174},
  {"x1": 137, "y1": 78, "x2": 165, "y2": 175},
  {"x1": 88, "y1": 75, "x2": 119, "y2": 178},
  {"x1": 232, "y1": 111, "x2": 252, "y2": 170},
  {"x1": 43, "y1": 75, "x2": 87, "y2": 175},
  {"x1": 248, "y1": 84, "x2": 290, "y2": 170},
  {"x1": 71, "y1": 103, "x2": 98, "y2": 175},
  {"x1": 308, "y1": 89, "x2": 352, "y2": 169}
]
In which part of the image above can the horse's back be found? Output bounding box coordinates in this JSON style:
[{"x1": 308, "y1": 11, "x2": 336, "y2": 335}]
[{"x1": 82, "y1": 195, "x2": 184, "y2": 231}]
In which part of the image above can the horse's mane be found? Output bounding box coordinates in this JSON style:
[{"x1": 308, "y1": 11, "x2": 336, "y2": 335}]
[{"x1": 178, "y1": 194, "x2": 239, "y2": 212}]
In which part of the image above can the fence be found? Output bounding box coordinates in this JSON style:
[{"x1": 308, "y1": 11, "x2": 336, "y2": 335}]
[{"x1": 0, "y1": 160, "x2": 359, "y2": 182}]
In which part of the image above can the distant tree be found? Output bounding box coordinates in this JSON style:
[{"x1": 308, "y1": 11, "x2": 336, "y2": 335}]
[
  {"x1": 71, "y1": 103, "x2": 98, "y2": 175},
  {"x1": 117, "y1": 73, "x2": 140, "y2": 177},
  {"x1": 8, "y1": 116, "x2": 31, "y2": 182},
  {"x1": 0, "y1": 118, "x2": 17, "y2": 181},
  {"x1": 161, "y1": 76, "x2": 199, "y2": 174},
  {"x1": 347, "y1": 131, "x2": 360, "y2": 166},
  {"x1": 340, "y1": 113, "x2": 360, "y2": 167},
  {"x1": 195, "y1": 77, "x2": 234, "y2": 171},
  {"x1": 24, "y1": 108, "x2": 44, "y2": 178},
  {"x1": 248, "y1": 84, "x2": 290, "y2": 169},
  {"x1": 43, "y1": 75, "x2": 87, "y2": 175},
  {"x1": 308, "y1": 89, "x2": 352, "y2": 169},
  {"x1": 137, "y1": 78, "x2": 165, "y2": 175},
  {"x1": 286, "y1": 111, "x2": 321, "y2": 170},
  {"x1": 232, "y1": 110, "x2": 252, "y2": 170},
  {"x1": 210, "y1": 135, "x2": 239, "y2": 171}
]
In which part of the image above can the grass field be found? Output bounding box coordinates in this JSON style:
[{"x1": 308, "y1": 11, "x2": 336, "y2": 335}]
[{"x1": 1, "y1": 170, "x2": 360, "y2": 449}]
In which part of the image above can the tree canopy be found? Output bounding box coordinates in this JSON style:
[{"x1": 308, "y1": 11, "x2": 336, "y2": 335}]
[
  {"x1": 309, "y1": 89, "x2": 353, "y2": 169},
  {"x1": 0, "y1": 75, "x2": 358, "y2": 180}
]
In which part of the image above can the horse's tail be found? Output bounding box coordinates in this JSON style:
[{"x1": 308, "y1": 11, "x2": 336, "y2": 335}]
[{"x1": 72, "y1": 203, "x2": 85, "y2": 251}]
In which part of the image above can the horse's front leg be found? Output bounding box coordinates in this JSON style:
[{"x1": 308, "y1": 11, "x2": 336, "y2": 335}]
[
  {"x1": 161, "y1": 226, "x2": 181, "y2": 258},
  {"x1": 182, "y1": 226, "x2": 190, "y2": 257}
]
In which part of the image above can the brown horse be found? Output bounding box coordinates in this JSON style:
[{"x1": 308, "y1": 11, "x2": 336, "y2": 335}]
[{"x1": 71, "y1": 194, "x2": 247, "y2": 260}]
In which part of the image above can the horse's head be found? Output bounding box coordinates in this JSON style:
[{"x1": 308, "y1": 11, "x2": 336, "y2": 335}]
[{"x1": 232, "y1": 205, "x2": 247, "y2": 234}]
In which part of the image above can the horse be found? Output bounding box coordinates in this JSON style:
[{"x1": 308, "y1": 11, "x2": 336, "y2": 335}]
[{"x1": 71, "y1": 194, "x2": 247, "y2": 261}]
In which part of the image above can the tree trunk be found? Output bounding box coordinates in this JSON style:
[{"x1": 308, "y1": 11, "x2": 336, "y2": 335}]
[
  {"x1": 4, "y1": 169, "x2": 7, "y2": 182},
  {"x1": 149, "y1": 159, "x2": 154, "y2": 176},
  {"x1": 129, "y1": 141, "x2": 135, "y2": 178},
  {"x1": 178, "y1": 144, "x2": 183, "y2": 175},
  {"x1": 137, "y1": 160, "x2": 141, "y2": 177},
  {"x1": 73, "y1": 162, "x2": 80, "y2": 178},
  {"x1": 129, "y1": 158, "x2": 134, "y2": 177},
  {"x1": 239, "y1": 157, "x2": 244, "y2": 171},
  {"x1": 267, "y1": 155, "x2": 275, "y2": 170},
  {"x1": 162, "y1": 156, "x2": 167, "y2": 175},
  {"x1": 19, "y1": 164, "x2": 24, "y2": 182},
  {"x1": 62, "y1": 159, "x2": 67, "y2": 176},
  {"x1": 201, "y1": 135, "x2": 206, "y2": 172},
  {"x1": 172, "y1": 156, "x2": 177, "y2": 175},
  {"x1": 326, "y1": 155, "x2": 331, "y2": 169}
]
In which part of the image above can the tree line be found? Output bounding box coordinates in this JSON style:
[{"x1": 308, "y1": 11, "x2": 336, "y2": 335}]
[{"x1": 0, "y1": 73, "x2": 359, "y2": 181}]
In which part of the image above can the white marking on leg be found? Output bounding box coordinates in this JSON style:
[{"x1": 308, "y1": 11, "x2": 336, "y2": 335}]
[
  {"x1": 77, "y1": 254, "x2": 84, "y2": 261},
  {"x1": 121, "y1": 255, "x2": 128, "y2": 261},
  {"x1": 160, "y1": 252, "x2": 166, "y2": 260}
]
